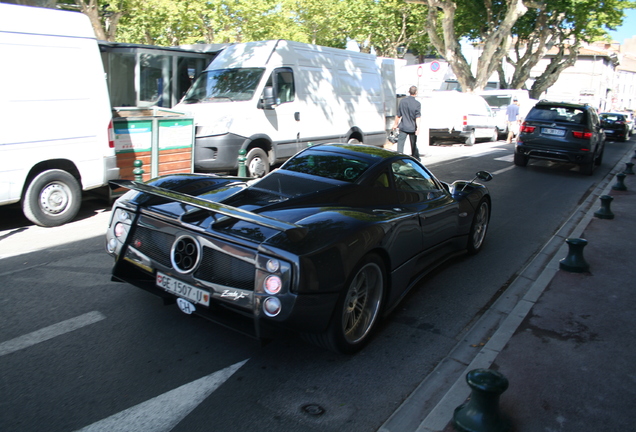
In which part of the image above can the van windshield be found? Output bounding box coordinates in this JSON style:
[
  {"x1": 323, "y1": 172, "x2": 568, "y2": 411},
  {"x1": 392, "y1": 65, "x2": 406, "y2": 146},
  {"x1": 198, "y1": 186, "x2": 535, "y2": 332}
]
[{"x1": 181, "y1": 68, "x2": 265, "y2": 103}]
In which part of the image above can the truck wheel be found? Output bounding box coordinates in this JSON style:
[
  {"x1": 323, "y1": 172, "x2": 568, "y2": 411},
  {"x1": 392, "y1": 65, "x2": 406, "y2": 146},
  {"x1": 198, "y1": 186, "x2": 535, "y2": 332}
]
[
  {"x1": 490, "y1": 128, "x2": 499, "y2": 142},
  {"x1": 245, "y1": 148, "x2": 270, "y2": 178},
  {"x1": 464, "y1": 130, "x2": 475, "y2": 146},
  {"x1": 22, "y1": 169, "x2": 82, "y2": 227}
]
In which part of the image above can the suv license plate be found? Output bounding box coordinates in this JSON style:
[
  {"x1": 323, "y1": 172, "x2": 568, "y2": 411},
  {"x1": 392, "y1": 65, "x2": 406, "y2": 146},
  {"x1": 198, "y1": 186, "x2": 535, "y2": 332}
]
[
  {"x1": 156, "y1": 272, "x2": 210, "y2": 306},
  {"x1": 542, "y1": 127, "x2": 565, "y2": 136}
]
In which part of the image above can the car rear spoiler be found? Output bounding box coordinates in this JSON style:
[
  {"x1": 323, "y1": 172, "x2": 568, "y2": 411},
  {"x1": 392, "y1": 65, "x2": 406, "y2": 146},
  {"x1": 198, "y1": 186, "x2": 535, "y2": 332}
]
[{"x1": 110, "y1": 179, "x2": 308, "y2": 242}]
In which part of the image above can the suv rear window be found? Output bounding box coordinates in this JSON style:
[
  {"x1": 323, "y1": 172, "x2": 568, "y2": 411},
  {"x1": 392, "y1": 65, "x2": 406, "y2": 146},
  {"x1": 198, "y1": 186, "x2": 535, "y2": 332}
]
[{"x1": 527, "y1": 105, "x2": 587, "y2": 125}]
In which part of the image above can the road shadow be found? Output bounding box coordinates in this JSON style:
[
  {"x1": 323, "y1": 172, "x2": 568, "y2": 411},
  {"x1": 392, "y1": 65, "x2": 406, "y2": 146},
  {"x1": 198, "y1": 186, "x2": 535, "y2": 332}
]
[{"x1": 0, "y1": 194, "x2": 112, "y2": 232}]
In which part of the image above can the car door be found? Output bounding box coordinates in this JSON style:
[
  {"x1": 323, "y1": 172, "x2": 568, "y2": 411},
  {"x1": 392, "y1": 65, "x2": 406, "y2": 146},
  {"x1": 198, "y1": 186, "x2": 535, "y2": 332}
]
[
  {"x1": 262, "y1": 67, "x2": 302, "y2": 158},
  {"x1": 390, "y1": 159, "x2": 459, "y2": 266}
]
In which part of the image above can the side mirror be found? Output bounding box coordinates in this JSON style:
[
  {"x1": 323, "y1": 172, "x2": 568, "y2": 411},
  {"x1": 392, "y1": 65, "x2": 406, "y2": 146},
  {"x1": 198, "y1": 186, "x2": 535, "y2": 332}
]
[
  {"x1": 476, "y1": 171, "x2": 493, "y2": 182},
  {"x1": 262, "y1": 86, "x2": 276, "y2": 110}
]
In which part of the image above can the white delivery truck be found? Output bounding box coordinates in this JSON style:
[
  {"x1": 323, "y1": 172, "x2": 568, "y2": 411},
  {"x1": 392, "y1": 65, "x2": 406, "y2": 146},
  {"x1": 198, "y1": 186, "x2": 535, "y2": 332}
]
[
  {"x1": 419, "y1": 91, "x2": 499, "y2": 146},
  {"x1": 477, "y1": 89, "x2": 538, "y2": 136},
  {"x1": 174, "y1": 40, "x2": 387, "y2": 177},
  {"x1": 0, "y1": 4, "x2": 119, "y2": 227}
]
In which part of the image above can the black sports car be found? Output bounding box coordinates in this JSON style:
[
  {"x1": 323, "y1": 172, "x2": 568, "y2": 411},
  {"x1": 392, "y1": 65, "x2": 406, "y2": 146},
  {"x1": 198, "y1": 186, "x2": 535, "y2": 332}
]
[{"x1": 106, "y1": 144, "x2": 492, "y2": 353}]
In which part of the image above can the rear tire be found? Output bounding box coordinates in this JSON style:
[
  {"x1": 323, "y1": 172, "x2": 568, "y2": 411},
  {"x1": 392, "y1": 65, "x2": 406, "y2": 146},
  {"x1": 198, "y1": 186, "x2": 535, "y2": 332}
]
[
  {"x1": 22, "y1": 169, "x2": 82, "y2": 227},
  {"x1": 580, "y1": 159, "x2": 594, "y2": 176},
  {"x1": 307, "y1": 254, "x2": 385, "y2": 354},
  {"x1": 490, "y1": 128, "x2": 499, "y2": 142},
  {"x1": 465, "y1": 130, "x2": 475, "y2": 146},
  {"x1": 514, "y1": 152, "x2": 528, "y2": 167}
]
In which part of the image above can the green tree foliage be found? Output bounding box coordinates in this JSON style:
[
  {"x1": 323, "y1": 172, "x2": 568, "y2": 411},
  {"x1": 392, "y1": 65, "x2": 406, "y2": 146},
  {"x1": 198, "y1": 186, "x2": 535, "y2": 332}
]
[
  {"x1": 52, "y1": 0, "x2": 431, "y2": 56},
  {"x1": 503, "y1": 0, "x2": 636, "y2": 99},
  {"x1": 344, "y1": 0, "x2": 430, "y2": 57}
]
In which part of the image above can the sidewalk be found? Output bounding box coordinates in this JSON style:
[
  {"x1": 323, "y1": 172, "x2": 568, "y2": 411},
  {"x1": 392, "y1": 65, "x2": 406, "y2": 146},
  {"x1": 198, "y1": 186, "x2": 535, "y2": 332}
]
[
  {"x1": 381, "y1": 141, "x2": 636, "y2": 432},
  {"x1": 493, "y1": 154, "x2": 636, "y2": 430}
]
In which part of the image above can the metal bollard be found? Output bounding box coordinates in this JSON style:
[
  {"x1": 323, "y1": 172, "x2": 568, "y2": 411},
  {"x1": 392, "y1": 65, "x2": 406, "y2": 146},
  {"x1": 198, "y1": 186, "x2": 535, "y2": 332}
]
[
  {"x1": 453, "y1": 369, "x2": 510, "y2": 432},
  {"x1": 559, "y1": 238, "x2": 590, "y2": 273},
  {"x1": 594, "y1": 195, "x2": 615, "y2": 219},
  {"x1": 623, "y1": 162, "x2": 635, "y2": 175},
  {"x1": 238, "y1": 149, "x2": 246, "y2": 177},
  {"x1": 133, "y1": 160, "x2": 144, "y2": 182},
  {"x1": 612, "y1": 173, "x2": 628, "y2": 191}
]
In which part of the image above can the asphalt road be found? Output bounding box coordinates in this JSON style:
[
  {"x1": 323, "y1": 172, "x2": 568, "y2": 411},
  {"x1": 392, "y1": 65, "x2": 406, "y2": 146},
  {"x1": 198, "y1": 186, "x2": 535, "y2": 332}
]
[{"x1": 0, "y1": 137, "x2": 631, "y2": 432}]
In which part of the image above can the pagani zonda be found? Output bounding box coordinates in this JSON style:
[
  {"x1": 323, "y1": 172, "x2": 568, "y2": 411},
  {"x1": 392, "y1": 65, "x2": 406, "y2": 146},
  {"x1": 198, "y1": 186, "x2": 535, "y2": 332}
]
[{"x1": 106, "y1": 143, "x2": 492, "y2": 353}]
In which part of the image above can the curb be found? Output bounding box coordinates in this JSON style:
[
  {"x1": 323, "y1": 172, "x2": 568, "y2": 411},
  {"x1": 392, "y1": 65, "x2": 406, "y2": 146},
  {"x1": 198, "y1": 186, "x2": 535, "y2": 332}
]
[{"x1": 379, "y1": 142, "x2": 636, "y2": 432}]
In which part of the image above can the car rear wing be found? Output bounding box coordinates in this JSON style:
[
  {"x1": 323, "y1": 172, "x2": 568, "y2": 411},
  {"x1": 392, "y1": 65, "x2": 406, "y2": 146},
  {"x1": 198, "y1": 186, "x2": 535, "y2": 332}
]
[{"x1": 110, "y1": 179, "x2": 308, "y2": 241}]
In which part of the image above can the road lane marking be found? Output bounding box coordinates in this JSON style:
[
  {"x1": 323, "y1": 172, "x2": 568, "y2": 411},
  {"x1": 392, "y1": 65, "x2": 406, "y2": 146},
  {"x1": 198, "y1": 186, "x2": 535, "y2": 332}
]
[
  {"x1": 495, "y1": 154, "x2": 515, "y2": 162},
  {"x1": 492, "y1": 165, "x2": 516, "y2": 176},
  {"x1": 75, "y1": 360, "x2": 249, "y2": 432},
  {"x1": 0, "y1": 311, "x2": 106, "y2": 357}
]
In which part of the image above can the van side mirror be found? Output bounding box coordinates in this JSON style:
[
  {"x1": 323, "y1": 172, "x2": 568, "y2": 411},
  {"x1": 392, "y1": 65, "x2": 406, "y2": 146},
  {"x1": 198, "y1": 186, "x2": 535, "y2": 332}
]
[{"x1": 261, "y1": 86, "x2": 276, "y2": 110}]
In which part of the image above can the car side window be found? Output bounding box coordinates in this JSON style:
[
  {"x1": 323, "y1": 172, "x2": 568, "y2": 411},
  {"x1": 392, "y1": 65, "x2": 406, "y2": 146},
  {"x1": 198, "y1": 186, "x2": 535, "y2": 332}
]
[
  {"x1": 372, "y1": 172, "x2": 390, "y2": 188},
  {"x1": 391, "y1": 159, "x2": 439, "y2": 193}
]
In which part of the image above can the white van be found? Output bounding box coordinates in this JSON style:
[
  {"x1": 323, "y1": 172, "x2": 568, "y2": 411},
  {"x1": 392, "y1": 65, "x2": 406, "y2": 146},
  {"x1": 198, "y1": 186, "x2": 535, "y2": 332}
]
[
  {"x1": 419, "y1": 91, "x2": 498, "y2": 145},
  {"x1": 174, "y1": 40, "x2": 387, "y2": 177},
  {"x1": 0, "y1": 4, "x2": 119, "y2": 226},
  {"x1": 477, "y1": 89, "x2": 538, "y2": 136}
]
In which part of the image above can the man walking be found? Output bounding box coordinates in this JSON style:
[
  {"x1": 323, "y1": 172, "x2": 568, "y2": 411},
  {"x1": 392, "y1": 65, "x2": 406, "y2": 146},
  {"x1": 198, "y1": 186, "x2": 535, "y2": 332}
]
[
  {"x1": 506, "y1": 98, "x2": 520, "y2": 144},
  {"x1": 392, "y1": 86, "x2": 421, "y2": 159}
]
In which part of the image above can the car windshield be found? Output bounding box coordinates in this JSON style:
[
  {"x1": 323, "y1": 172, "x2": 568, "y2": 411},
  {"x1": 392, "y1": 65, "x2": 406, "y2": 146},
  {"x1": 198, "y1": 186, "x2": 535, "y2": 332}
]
[
  {"x1": 282, "y1": 151, "x2": 371, "y2": 183},
  {"x1": 482, "y1": 95, "x2": 512, "y2": 108},
  {"x1": 181, "y1": 68, "x2": 265, "y2": 103},
  {"x1": 527, "y1": 105, "x2": 587, "y2": 124}
]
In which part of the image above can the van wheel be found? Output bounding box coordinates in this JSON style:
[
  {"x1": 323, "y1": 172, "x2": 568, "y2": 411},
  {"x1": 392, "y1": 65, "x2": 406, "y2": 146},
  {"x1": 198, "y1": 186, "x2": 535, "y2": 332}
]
[
  {"x1": 464, "y1": 131, "x2": 475, "y2": 146},
  {"x1": 347, "y1": 137, "x2": 361, "y2": 144},
  {"x1": 22, "y1": 169, "x2": 82, "y2": 227},
  {"x1": 245, "y1": 148, "x2": 270, "y2": 178}
]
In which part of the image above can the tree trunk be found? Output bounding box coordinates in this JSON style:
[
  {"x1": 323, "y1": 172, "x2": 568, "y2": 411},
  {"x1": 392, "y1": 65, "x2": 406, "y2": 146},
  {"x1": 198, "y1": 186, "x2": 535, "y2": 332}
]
[{"x1": 529, "y1": 44, "x2": 580, "y2": 99}]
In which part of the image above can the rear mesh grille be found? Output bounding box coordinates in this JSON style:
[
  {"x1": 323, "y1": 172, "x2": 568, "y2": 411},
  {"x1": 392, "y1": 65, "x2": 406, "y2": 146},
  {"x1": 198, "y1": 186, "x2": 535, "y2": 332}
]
[
  {"x1": 131, "y1": 226, "x2": 174, "y2": 268},
  {"x1": 130, "y1": 224, "x2": 256, "y2": 291},
  {"x1": 194, "y1": 246, "x2": 255, "y2": 291}
]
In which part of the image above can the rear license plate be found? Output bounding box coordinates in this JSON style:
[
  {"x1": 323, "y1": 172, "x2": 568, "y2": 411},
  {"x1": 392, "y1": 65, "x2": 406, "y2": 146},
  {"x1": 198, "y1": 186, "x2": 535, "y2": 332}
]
[
  {"x1": 605, "y1": 129, "x2": 614, "y2": 133},
  {"x1": 156, "y1": 272, "x2": 210, "y2": 306},
  {"x1": 541, "y1": 128, "x2": 565, "y2": 136}
]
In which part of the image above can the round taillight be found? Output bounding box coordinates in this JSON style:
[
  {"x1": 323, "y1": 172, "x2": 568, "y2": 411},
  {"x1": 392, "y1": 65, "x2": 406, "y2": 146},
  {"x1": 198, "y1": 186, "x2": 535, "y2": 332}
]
[
  {"x1": 264, "y1": 275, "x2": 282, "y2": 295},
  {"x1": 263, "y1": 297, "x2": 281, "y2": 317}
]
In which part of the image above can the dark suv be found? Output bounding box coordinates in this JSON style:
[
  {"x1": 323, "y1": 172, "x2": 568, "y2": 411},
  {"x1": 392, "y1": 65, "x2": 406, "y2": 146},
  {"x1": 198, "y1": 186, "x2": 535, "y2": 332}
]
[{"x1": 514, "y1": 101, "x2": 605, "y2": 175}]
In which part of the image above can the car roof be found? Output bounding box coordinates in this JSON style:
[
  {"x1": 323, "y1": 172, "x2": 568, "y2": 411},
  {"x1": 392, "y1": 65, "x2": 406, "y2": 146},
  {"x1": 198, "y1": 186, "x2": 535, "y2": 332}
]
[{"x1": 535, "y1": 100, "x2": 591, "y2": 110}]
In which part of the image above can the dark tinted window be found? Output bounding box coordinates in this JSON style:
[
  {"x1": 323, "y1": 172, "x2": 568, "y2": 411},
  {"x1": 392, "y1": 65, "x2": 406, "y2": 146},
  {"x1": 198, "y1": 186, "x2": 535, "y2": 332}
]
[
  {"x1": 282, "y1": 152, "x2": 371, "y2": 182},
  {"x1": 600, "y1": 113, "x2": 626, "y2": 122},
  {"x1": 182, "y1": 68, "x2": 264, "y2": 103},
  {"x1": 527, "y1": 105, "x2": 587, "y2": 125}
]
